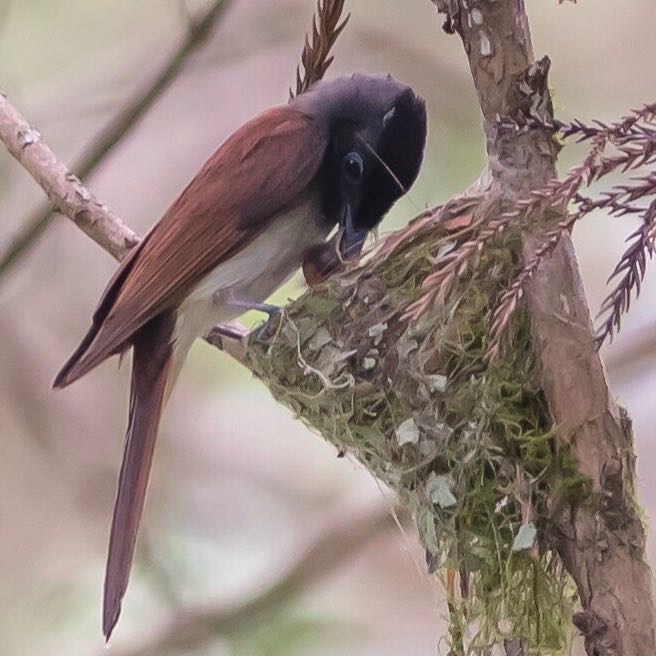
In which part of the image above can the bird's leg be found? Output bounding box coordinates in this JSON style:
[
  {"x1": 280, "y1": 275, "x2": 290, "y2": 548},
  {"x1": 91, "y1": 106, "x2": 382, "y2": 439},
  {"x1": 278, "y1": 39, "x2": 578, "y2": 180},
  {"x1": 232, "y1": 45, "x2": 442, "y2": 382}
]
[
  {"x1": 227, "y1": 300, "x2": 282, "y2": 340},
  {"x1": 229, "y1": 300, "x2": 281, "y2": 318},
  {"x1": 208, "y1": 300, "x2": 282, "y2": 349}
]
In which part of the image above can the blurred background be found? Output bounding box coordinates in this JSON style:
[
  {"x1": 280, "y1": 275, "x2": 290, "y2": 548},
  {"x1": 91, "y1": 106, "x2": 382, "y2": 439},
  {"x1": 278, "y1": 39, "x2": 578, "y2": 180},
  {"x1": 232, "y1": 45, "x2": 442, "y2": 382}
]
[{"x1": 1, "y1": 1, "x2": 655, "y2": 654}]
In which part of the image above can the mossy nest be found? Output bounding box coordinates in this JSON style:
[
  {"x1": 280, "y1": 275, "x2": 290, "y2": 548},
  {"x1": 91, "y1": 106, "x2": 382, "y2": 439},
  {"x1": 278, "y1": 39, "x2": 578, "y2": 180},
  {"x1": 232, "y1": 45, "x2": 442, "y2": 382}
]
[{"x1": 247, "y1": 213, "x2": 588, "y2": 654}]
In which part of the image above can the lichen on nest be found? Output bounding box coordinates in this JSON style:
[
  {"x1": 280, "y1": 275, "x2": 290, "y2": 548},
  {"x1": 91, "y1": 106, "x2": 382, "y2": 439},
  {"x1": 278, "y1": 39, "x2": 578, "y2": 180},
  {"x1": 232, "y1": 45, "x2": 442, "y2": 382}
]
[{"x1": 247, "y1": 212, "x2": 588, "y2": 654}]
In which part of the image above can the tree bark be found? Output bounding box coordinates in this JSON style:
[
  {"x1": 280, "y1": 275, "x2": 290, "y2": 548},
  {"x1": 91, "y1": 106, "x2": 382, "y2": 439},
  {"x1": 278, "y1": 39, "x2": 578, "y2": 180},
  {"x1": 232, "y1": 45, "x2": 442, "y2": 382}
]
[
  {"x1": 434, "y1": 1, "x2": 656, "y2": 654},
  {"x1": 0, "y1": 91, "x2": 139, "y2": 259}
]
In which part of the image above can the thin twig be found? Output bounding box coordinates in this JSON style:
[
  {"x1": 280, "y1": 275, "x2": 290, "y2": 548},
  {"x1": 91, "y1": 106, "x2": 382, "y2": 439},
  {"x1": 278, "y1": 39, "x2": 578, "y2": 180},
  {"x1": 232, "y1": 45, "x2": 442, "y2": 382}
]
[
  {"x1": 0, "y1": 89, "x2": 250, "y2": 363},
  {"x1": 0, "y1": 0, "x2": 233, "y2": 278},
  {"x1": 0, "y1": 90, "x2": 140, "y2": 258}
]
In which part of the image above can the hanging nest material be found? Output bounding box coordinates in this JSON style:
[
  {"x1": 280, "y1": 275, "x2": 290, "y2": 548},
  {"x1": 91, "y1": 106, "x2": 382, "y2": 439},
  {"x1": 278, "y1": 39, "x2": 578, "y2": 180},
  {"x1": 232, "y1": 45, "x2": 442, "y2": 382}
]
[{"x1": 247, "y1": 197, "x2": 589, "y2": 654}]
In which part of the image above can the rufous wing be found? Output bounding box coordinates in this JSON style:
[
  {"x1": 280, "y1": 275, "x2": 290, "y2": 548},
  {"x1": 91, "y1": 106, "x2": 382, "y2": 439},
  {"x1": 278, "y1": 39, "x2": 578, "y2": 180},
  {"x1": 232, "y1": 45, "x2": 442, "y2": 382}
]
[{"x1": 54, "y1": 106, "x2": 328, "y2": 387}]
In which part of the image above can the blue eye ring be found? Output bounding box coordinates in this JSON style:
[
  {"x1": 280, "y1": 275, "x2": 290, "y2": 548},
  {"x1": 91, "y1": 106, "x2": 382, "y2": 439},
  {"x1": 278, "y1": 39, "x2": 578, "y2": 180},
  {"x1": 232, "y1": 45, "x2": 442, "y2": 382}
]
[{"x1": 342, "y1": 151, "x2": 364, "y2": 184}]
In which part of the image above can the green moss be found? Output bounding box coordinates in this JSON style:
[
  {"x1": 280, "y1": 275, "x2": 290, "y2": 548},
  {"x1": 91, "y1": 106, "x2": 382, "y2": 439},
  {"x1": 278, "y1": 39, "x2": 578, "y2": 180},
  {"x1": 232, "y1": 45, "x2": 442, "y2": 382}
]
[{"x1": 247, "y1": 220, "x2": 587, "y2": 654}]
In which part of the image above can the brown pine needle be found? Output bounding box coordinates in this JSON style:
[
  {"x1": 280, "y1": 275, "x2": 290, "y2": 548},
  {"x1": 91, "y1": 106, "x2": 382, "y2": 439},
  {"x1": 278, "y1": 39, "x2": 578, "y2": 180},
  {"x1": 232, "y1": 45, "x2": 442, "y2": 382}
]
[
  {"x1": 485, "y1": 103, "x2": 656, "y2": 356},
  {"x1": 291, "y1": 0, "x2": 350, "y2": 98},
  {"x1": 596, "y1": 199, "x2": 656, "y2": 345},
  {"x1": 403, "y1": 102, "x2": 656, "y2": 354}
]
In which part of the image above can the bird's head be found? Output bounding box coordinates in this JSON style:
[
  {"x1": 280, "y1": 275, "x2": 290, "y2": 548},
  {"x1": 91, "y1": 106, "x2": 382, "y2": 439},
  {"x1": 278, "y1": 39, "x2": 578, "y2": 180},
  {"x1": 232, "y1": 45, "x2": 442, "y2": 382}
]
[{"x1": 294, "y1": 73, "x2": 427, "y2": 259}]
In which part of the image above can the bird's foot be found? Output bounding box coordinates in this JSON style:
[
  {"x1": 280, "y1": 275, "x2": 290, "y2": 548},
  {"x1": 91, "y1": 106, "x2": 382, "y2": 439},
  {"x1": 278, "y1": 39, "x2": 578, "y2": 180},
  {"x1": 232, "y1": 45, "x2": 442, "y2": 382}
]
[
  {"x1": 254, "y1": 305, "x2": 282, "y2": 341},
  {"x1": 229, "y1": 300, "x2": 282, "y2": 341},
  {"x1": 231, "y1": 300, "x2": 281, "y2": 318},
  {"x1": 208, "y1": 302, "x2": 283, "y2": 348}
]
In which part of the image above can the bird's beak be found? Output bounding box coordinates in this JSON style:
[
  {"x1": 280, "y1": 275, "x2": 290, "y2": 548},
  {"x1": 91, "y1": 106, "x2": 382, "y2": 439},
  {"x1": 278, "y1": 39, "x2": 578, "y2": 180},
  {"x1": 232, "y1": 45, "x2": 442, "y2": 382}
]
[{"x1": 338, "y1": 201, "x2": 367, "y2": 260}]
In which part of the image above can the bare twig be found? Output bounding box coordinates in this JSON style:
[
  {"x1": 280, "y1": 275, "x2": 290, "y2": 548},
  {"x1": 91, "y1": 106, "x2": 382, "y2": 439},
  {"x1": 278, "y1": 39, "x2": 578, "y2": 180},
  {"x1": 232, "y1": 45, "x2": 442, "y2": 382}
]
[
  {"x1": 0, "y1": 91, "x2": 140, "y2": 258},
  {"x1": 291, "y1": 0, "x2": 350, "y2": 98},
  {"x1": 0, "y1": 88, "x2": 251, "y2": 364},
  {"x1": 102, "y1": 507, "x2": 396, "y2": 656},
  {"x1": 0, "y1": 0, "x2": 234, "y2": 278}
]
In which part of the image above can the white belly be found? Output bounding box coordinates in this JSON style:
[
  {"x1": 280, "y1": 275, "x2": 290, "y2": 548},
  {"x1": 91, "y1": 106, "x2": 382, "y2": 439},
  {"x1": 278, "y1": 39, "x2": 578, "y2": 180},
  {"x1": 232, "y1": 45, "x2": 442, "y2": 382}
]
[{"x1": 171, "y1": 195, "x2": 331, "y2": 376}]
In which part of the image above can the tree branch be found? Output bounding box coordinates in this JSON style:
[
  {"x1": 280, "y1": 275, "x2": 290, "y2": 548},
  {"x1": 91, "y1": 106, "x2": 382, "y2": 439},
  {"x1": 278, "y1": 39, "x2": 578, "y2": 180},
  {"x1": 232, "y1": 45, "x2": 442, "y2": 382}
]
[
  {"x1": 434, "y1": 1, "x2": 655, "y2": 654},
  {"x1": 0, "y1": 71, "x2": 252, "y2": 363},
  {"x1": 102, "y1": 507, "x2": 396, "y2": 656},
  {"x1": 0, "y1": 0, "x2": 234, "y2": 277},
  {"x1": 0, "y1": 90, "x2": 140, "y2": 258}
]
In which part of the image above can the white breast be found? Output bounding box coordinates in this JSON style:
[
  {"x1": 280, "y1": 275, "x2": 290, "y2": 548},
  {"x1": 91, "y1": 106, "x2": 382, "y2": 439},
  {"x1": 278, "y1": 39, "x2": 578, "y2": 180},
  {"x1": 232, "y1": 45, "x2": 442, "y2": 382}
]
[
  {"x1": 191, "y1": 202, "x2": 328, "y2": 311},
  {"x1": 171, "y1": 194, "x2": 331, "y2": 376}
]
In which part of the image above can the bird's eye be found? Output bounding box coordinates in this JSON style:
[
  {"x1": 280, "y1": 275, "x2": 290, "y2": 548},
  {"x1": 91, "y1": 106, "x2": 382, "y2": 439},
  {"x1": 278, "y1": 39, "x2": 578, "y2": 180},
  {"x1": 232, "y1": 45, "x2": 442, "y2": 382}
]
[{"x1": 342, "y1": 152, "x2": 364, "y2": 184}]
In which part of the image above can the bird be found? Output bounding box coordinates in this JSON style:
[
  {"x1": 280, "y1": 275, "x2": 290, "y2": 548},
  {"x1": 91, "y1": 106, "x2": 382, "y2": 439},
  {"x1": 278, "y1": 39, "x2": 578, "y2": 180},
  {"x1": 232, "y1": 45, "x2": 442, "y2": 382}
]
[{"x1": 53, "y1": 73, "x2": 427, "y2": 640}]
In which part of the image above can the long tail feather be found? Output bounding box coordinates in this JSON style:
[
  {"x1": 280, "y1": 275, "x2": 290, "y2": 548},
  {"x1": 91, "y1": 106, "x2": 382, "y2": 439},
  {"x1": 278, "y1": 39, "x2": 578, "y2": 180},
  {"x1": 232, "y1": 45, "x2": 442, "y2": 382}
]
[{"x1": 102, "y1": 311, "x2": 175, "y2": 641}]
